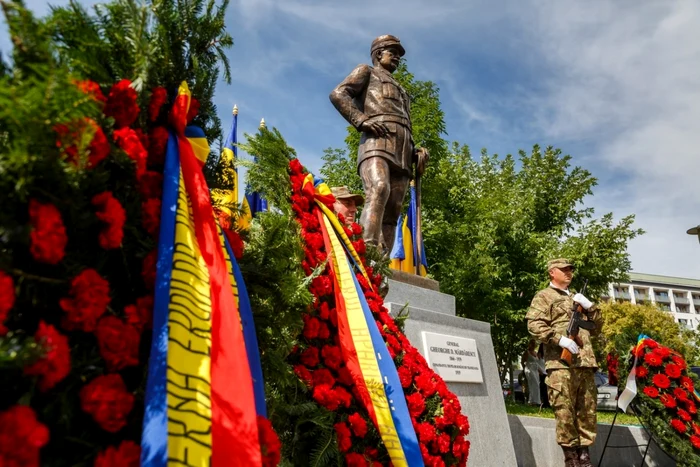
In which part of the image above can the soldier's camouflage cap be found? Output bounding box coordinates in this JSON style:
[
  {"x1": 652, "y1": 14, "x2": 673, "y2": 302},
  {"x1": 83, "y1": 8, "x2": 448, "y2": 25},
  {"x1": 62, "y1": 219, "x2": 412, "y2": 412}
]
[{"x1": 547, "y1": 258, "x2": 574, "y2": 271}]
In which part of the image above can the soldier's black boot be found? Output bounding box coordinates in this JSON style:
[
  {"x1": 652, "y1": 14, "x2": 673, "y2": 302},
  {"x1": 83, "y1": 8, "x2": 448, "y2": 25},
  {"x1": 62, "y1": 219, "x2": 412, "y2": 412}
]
[
  {"x1": 562, "y1": 447, "x2": 580, "y2": 467},
  {"x1": 578, "y1": 447, "x2": 594, "y2": 467}
]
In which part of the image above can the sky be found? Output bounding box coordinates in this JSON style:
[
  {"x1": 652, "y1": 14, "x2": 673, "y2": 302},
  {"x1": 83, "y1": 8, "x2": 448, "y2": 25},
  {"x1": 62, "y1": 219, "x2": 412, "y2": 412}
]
[{"x1": 2, "y1": 0, "x2": 700, "y2": 278}]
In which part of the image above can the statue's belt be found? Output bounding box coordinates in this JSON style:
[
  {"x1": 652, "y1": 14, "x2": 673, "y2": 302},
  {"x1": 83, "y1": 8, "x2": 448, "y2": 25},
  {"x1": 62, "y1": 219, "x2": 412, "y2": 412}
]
[{"x1": 364, "y1": 114, "x2": 411, "y2": 129}]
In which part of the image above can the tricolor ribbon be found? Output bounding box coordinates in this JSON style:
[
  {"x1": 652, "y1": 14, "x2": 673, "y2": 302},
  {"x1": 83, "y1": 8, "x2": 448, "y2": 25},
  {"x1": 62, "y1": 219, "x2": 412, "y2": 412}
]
[
  {"x1": 311, "y1": 176, "x2": 423, "y2": 466},
  {"x1": 142, "y1": 82, "x2": 262, "y2": 466}
]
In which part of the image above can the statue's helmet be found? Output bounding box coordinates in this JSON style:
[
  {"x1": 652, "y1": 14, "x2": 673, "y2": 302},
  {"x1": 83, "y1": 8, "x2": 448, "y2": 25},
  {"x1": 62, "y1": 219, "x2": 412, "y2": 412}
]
[{"x1": 370, "y1": 35, "x2": 405, "y2": 58}]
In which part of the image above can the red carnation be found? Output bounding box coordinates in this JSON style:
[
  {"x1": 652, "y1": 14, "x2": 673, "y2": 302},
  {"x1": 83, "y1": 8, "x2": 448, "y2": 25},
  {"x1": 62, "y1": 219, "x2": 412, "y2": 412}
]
[
  {"x1": 80, "y1": 374, "x2": 134, "y2": 433},
  {"x1": 644, "y1": 352, "x2": 663, "y2": 367},
  {"x1": 351, "y1": 222, "x2": 362, "y2": 236},
  {"x1": 694, "y1": 423, "x2": 700, "y2": 436},
  {"x1": 137, "y1": 171, "x2": 163, "y2": 200},
  {"x1": 415, "y1": 372, "x2": 438, "y2": 397},
  {"x1": 94, "y1": 440, "x2": 140, "y2": 467},
  {"x1": 670, "y1": 418, "x2": 687, "y2": 434},
  {"x1": 289, "y1": 158, "x2": 304, "y2": 175},
  {"x1": 691, "y1": 435, "x2": 700, "y2": 450},
  {"x1": 29, "y1": 200, "x2": 67, "y2": 265},
  {"x1": 642, "y1": 386, "x2": 659, "y2": 398},
  {"x1": 665, "y1": 363, "x2": 682, "y2": 379},
  {"x1": 681, "y1": 376, "x2": 695, "y2": 392},
  {"x1": 457, "y1": 413, "x2": 470, "y2": 435},
  {"x1": 142, "y1": 249, "x2": 157, "y2": 290},
  {"x1": 92, "y1": 192, "x2": 126, "y2": 249},
  {"x1": 302, "y1": 315, "x2": 321, "y2": 340},
  {"x1": 142, "y1": 198, "x2": 162, "y2": 237},
  {"x1": 672, "y1": 355, "x2": 687, "y2": 370},
  {"x1": 310, "y1": 275, "x2": 333, "y2": 298},
  {"x1": 95, "y1": 316, "x2": 140, "y2": 371},
  {"x1": 300, "y1": 347, "x2": 320, "y2": 367},
  {"x1": 398, "y1": 365, "x2": 413, "y2": 388},
  {"x1": 294, "y1": 365, "x2": 313, "y2": 387},
  {"x1": 436, "y1": 432, "x2": 451, "y2": 454},
  {"x1": 337, "y1": 365, "x2": 354, "y2": 387},
  {"x1": 0, "y1": 271, "x2": 15, "y2": 334},
  {"x1": 635, "y1": 366, "x2": 649, "y2": 378},
  {"x1": 653, "y1": 346, "x2": 671, "y2": 359},
  {"x1": 312, "y1": 368, "x2": 335, "y2": 388},
  {"x1": 59, "y1": 268, "x2": 111, "y2": 332},
  {"x1": 674, "y1": 387, "x2": 689, "y2": 402},
  {"x1": 147, "y1": 126, "x2": 169, "y2": 166},
  {"x1": 316, "y1": 301, "x2": 330, "y2": 320},
  {"x1": 652, "y1": 373, "x2": 671, "y2": 389},
  {"x1": 113, "y1": 127, "x2": 147, "y2": 176},
  {"x1": 148, "y1": 87, "x2": 168, "y2": 122},
  {"x1": 257, "y1": 416, "x2": 281, "y2": 467},
  {"x1": 660, "y1": 393, "x2": 677, "y2": 409},
  {"x1": 103, "y1": 79, "x2": 139, "y2": 128},
  {"x1": 347, "y1": 413, "x2": 368, "y2": 438},
  {"x1": 76, "y1": 80, "x2": 106, "y2": 104},
  {"x1": 321, "y1": 345, "x2": 342, "y2": 370},
  {"x1": 313, "y1": 386, "x2": 351, "y2": 411},
  {"x1": 334, "y1": 422, "x2": 352, "y2": 452},
  {"x1": 406, "y1": 391, "x2": 426, "y2": 417},
  {"x1": 678, "y1": 408, "x2": 692, "y2": 422},
  {"x1": 55, "y1": 118, "x2": 110, "y2": 168},
  {"x1": 318, "y1": 322, "x2": 331, "y2": 340},
  {"x1": 23, "y1": 321, "x2": 71, "y2": 391},
  {"x1": 0, "y1": 405, "x2": 49, "y2": 467},
  {"x1": 345, "y1": 453, "x2": 368, "y2": 467},
  {"x1": 416, "y1": 422, "x2": 437, "y2": 443},
  {"x1": 645, "y1": 339, "x2": 659, "y2": 349},
  {"x1": 124, "y1": 295, "x2": 153, "y2": 332}
]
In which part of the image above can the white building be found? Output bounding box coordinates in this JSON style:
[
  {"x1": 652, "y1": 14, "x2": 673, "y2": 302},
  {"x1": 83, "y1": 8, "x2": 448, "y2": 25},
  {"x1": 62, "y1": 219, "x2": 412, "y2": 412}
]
[{"x1": 603, "y1": 273, "x2": 700, "y2": 331}]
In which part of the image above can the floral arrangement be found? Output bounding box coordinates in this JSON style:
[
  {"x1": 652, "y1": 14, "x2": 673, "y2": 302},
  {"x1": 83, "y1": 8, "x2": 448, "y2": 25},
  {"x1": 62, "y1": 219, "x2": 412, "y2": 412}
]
[
  {"x1": 0, "y1": 1, "x2": 280, "y2": 462},
  {"x1": 0, "y1": 69, "x2": 163, "y2": 466},
  {"x1": 287, "y1": 159, "x2": 470, "y2": 467},
  {"x1": 619, "y1": 337, "x2": 700, "y2": 466}
]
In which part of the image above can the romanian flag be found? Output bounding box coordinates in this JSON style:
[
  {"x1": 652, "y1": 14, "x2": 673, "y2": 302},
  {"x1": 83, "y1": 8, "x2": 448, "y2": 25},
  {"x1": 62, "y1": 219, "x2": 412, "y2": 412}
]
[
  {"x1": 141, "y1": 83, "x2": 264, "y2": 466},
  {"x1": 390, "y1": 183, "x2": 427, "y2": 276},
  {"x1": 306, "y1": 175, "x2": 424, "y2": 467}
]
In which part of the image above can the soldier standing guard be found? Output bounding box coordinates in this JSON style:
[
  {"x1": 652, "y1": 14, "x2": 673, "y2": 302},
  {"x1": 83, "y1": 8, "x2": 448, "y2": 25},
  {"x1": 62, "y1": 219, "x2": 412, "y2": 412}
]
[
  {"x1": 526, "y1": 258, "x2": 603, "y2": 467},
  {"x1": 329, "y1": 35, "x2": 428, "y2": 253}
]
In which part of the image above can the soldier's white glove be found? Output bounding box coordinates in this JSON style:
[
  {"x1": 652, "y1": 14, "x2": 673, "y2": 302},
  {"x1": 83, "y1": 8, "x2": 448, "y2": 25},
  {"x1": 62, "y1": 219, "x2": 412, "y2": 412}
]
[
  {"x1": 558, "y1": 336, "x2": 579, "y2": 354},
  {"x1": 573, "y1": 293, "x2": 593, "y2": 310}
]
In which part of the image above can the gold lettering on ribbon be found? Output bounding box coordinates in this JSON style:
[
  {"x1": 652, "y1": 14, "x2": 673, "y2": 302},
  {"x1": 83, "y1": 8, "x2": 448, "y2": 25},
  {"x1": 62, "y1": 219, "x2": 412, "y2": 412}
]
[{"x1": 322, "y1": 215, "x2": 407, "y2": 467}]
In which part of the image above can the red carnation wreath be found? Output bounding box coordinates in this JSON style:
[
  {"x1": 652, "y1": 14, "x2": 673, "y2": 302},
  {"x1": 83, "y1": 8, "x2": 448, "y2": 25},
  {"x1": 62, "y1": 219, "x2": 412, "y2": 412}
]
[
  {"x1": 288, "y1": 158, "x2": 470, "y2": 466},
  {"x1": 621, "y1": 337, "x2": 700, "y2": 465}
]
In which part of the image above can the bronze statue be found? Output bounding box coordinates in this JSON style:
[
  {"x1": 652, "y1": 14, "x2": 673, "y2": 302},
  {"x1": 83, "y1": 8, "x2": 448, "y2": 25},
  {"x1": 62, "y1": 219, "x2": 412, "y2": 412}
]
[{"x1": 329, "y1": 34, "x2": 428, "y2": 253}]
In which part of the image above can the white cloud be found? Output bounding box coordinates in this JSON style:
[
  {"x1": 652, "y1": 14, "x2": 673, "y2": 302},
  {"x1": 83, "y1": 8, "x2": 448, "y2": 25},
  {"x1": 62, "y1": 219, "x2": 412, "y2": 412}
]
[{"x1": 516, "y1": 1, "x2": 700, "y2": 277}]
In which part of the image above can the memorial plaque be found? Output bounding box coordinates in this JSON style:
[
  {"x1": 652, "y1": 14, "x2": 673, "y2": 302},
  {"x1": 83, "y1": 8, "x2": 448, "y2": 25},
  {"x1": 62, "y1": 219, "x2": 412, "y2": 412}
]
[{"x1": 421, "y1": 331, "x2": 483, "y2": 383}]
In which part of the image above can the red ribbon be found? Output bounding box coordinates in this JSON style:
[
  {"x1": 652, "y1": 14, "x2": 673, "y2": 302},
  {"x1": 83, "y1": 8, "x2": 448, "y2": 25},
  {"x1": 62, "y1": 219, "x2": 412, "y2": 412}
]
[
  {"x1": 171, "y1": 92, "x2": 261, "y2": 466},
  {"x1": 317, "y1": 209, "x2": 378, "y2": 427}
]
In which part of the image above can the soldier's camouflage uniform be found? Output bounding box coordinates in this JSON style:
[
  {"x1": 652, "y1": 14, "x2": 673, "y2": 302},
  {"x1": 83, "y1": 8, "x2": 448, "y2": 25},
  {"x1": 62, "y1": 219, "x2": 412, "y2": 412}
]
[{"x1": 526, "y1": 285, "x2": 603, "y2": 447}]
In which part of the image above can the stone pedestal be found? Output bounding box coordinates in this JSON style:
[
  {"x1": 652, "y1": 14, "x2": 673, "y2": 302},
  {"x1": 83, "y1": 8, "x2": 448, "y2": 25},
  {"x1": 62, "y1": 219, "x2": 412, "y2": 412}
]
[{"x1": 385, "y1": 277, "x2": 517, "y2": 467}]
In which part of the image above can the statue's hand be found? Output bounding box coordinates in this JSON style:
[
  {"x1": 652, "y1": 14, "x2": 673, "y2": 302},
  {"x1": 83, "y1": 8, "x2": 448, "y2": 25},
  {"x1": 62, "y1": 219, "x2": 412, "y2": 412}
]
[
  {"x1": 360, "y1": 120, "x2": 389, "y2": 137},
  {"x1": 415, "y1": 147, "x2": 429, "y2": 176}
]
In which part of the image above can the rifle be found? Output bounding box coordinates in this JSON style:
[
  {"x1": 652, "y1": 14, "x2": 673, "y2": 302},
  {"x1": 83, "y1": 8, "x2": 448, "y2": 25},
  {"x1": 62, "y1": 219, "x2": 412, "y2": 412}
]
[{"x1": 560, "y1": 278, "x2": 596, "y2": 366}]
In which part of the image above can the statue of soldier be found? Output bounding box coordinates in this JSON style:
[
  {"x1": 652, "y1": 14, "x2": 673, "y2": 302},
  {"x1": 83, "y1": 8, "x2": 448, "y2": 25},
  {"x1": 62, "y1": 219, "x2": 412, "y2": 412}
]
[{"x1": 329, "y1": 34, "x2": 428, "y2": 253}]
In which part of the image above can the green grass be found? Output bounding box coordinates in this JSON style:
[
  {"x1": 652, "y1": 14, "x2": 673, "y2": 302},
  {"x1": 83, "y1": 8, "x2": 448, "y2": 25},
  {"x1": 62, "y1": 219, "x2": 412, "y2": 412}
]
[{"x1": 505, "y1": 400, "x2": 641, "y2": 426}]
